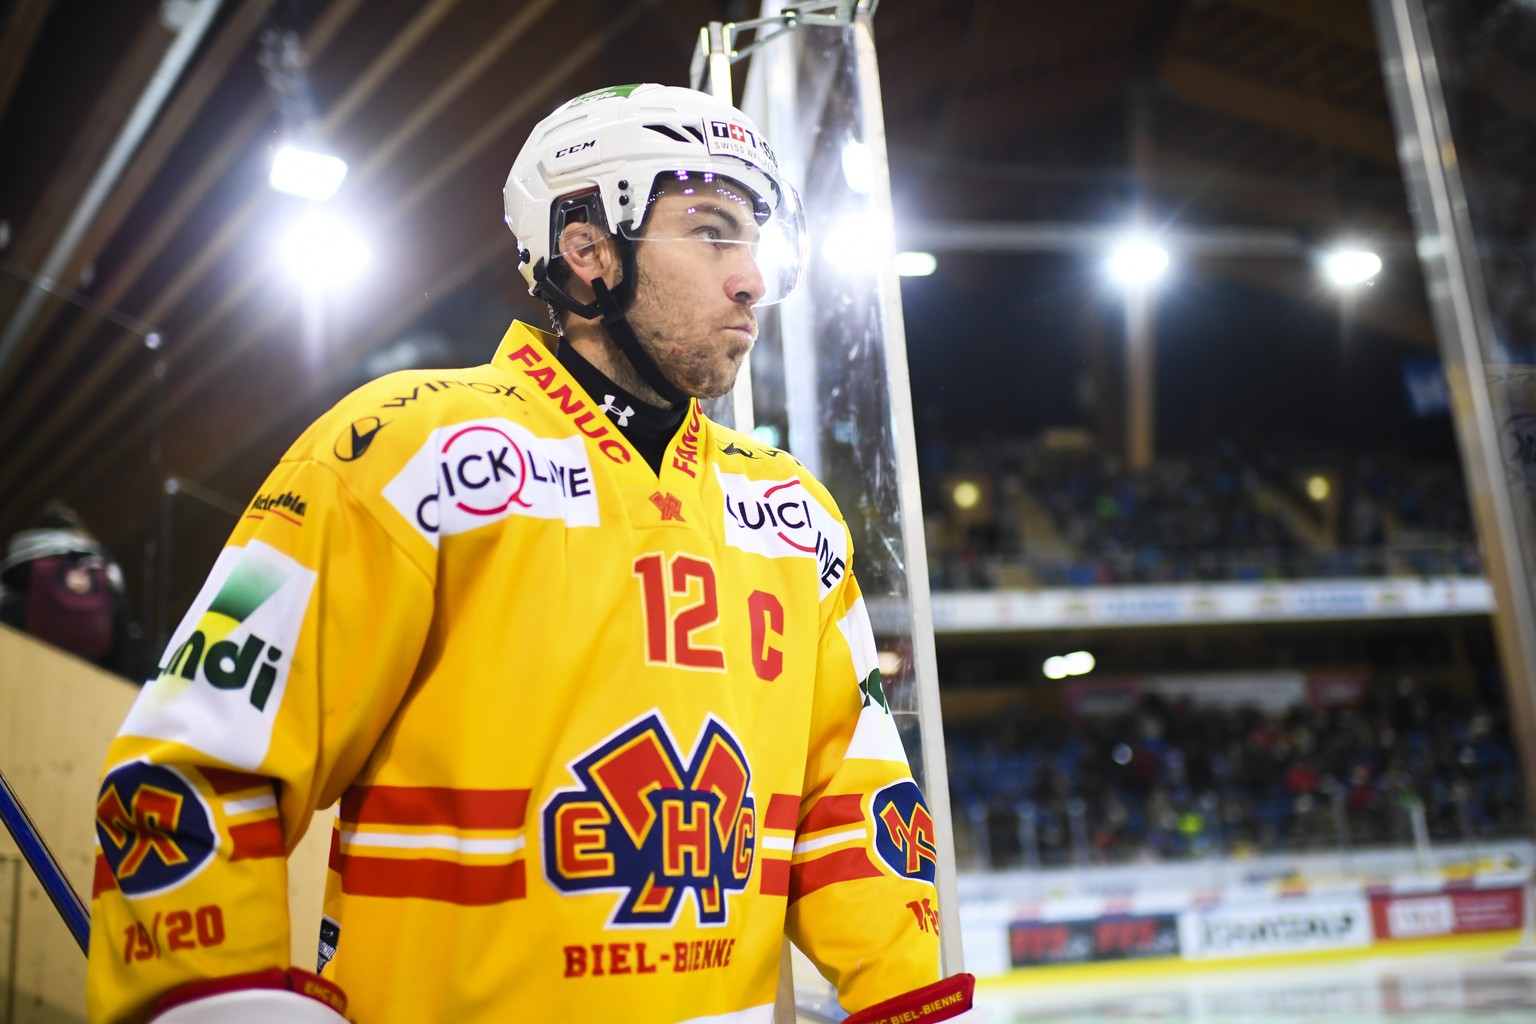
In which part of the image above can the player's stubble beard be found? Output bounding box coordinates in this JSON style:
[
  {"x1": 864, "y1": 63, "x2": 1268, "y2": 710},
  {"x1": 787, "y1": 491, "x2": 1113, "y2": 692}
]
[{"x1": 615, "y1": 255, "x2": 755, "y2": 406}]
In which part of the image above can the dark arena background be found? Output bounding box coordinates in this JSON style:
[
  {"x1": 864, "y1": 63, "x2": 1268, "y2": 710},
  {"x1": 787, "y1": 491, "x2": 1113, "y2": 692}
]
[{"x1": 2, "y1": 1, "x2": 1536, "y2": 1021}]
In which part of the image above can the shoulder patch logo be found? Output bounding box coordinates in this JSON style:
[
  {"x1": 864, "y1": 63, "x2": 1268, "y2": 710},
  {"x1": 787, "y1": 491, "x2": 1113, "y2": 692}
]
[
  {"x1": 543, "y1": 713, "x2": 756, "y2": 927},
  {"x1": 96, "y1": 761, "x2": 218, "y2": 898},
  {"x1": 871, "y1": 780, "x2": 938, "y2": 883}
]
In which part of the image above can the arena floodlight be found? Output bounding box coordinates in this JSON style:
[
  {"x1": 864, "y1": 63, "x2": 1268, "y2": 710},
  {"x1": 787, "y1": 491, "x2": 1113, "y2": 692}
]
[
  {"x1": 278, "y1": 213, "x2": 370, "y2": 288},
  {"x1": 269, "y1": 144, "x2": 349, "y2": 201},
  {"x1": 1062, "y1": 650, "x2": 1096, "y2": 676},
  {"x1": 1106, "y1": 237, "x2": 1170, "y2": 287},
  {"x1": 821, "y1": 210, "x2": 892, "y2": 273},
  {"x1": 895, "y1": 251, "x2": 938, "y2": 277},
  {"x1": 1322, "y1": 248, "x2": 1383, "y2": 287},
  {"x1": 841, "y1": 140, "x2": 874, "y2": 194}
]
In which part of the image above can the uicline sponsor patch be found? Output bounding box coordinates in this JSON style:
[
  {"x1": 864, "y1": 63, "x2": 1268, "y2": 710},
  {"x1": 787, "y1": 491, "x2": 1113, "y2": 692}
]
[
  {"x1": 383, "y1": 417, "x2": 601, "y2": 545},
  {"x1": 122, "y1": 541, "x2": 315, "y2": 771},
  {"x1": 714, "y1": 467, "x2": 847, "y2": 597}
]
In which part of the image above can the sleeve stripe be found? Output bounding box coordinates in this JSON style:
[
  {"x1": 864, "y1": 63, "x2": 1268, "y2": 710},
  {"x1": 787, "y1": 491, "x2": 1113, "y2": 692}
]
[
  {"x1": 199, "y1": 766, "x2": 269, "y2": 796},
  {"x1": 340, "y1": 785, "x2": 530, "y2": 830},
  {"x1": 229, "y1": 818, "x2": 286, "y2": 861},
  {"x1": 798, "y1": 793, "x2": 864, "y2": 835},
  {"x1": 788, "y1": 847, "x2": 882, "y2": 904},
  {"x1": 92, "y1": 853, "x2": 118, "y2": 898}
]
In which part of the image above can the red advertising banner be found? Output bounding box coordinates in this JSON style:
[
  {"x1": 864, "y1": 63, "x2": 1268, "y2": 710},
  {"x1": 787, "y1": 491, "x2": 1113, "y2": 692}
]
[
  {"x1": 1009, "y1": 914, "x2": 1181, "y2": 966},
  {"x1": 1370, "y1": 888, "x2": 1525, "y2": 940}
]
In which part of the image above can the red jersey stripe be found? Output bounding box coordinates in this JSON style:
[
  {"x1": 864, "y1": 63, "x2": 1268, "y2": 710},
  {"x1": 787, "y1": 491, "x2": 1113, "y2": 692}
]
[
  {"x1": 340, "y1": 786, "x2": 530, "y2": 830},
  {"x1": 229, "y1": 818, "x2": 285, "y2": 861},
  {"x1": 759, "y1": 857, "x2": 791, "y2": 897},
  {"x1": 92, "y1": 853, "x2": 118, "y2": 898},
  {"x1": 797, "y1": 793, "x2": 864, "y2": 836},
  {"x1": 199, "y1": 767, "x2": 267, "y2": 796},
  {"x1": 763, "y1": 793, "x2": 799, "y2": 832},
  {"x1": 336, "y1": 854, "x2": 527, "y2": 906},
  {"x1": 788, "y1": 847, "x2": 881, "y2": 904}
]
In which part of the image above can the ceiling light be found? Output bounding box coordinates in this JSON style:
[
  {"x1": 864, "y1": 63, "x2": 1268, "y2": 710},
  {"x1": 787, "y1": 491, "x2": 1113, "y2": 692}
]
[
  {"x1": 895, "y1": 251, "x2": 937, "y2": 277},
  {"x1": 270, "y1": 144, "x2": 349, "y2": 201},
  {"x1": 279, "y1": 214, "x2": 370, "y2": 288},
  {"x1": 1106, "y1": 237, "x2": 1169, "y2": 287},
  {"x1": 1323, "y1": 248, "x2": 1382, "y2": 287}
]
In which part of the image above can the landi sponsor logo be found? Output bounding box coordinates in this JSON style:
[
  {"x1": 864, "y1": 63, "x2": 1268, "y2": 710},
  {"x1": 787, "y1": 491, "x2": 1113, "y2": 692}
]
[
  {"x1": 382, "y1": 417, "x2": 600, "y2": 544},
  {"x1": 247, "y1": 490, "x2": 306, "y2": 523},
  {"x1": 123, "y1": 541, "x2": 316, "y2": 771},
  {"x1": 715, "y1": 468, "x2": 847, "y2": 596}
]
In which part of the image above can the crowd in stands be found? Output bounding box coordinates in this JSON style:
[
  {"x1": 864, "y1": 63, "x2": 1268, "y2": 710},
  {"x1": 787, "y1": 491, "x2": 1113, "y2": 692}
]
[
  {"x1": 922, "y1": 437, "x2": 1483, "y2": 589},
  {"x1": 945, "y1": 685, "x2": 1525, "y2": 870}
]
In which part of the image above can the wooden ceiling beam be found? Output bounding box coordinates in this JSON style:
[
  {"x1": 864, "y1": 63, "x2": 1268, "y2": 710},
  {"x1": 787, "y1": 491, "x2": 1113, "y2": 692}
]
[
  {"x1": 0, "y1": 0, "x2": 55, "y2": 127},
  {"x1": 0, "y1": 0, "x2": 277, "y2": 398},
  {"x1": 0, "y1": 0, "x2": 372, "y2": 471},
  {"x1": 0, "y1": 0, "x2": 375, "y2": 521},
  {"x1": 4, "y1": 0, "x2": 664, "y2": 525},
  {"x1": 1147, "y1": 149, "x2": 1408, "y2": 231},
  {"x1": 1161, "y1": 54, "x2": 1397, "y2": 165},
  {"x1": 0, "y1": 10, "x2": 174, "y2": 319},
  {"x1": 1223, "y1": 0, "x2": 1377, "y2": 52}
]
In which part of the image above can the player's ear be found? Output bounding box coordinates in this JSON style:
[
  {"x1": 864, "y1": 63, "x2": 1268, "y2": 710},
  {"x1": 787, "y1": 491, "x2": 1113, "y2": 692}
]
[{"x1": 558, "y1": 222, "x2": 623, "y2": 289}]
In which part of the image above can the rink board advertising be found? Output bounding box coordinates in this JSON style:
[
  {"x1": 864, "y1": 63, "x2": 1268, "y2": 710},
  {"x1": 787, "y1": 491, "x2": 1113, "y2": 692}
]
[{"x1": 1008, "y1": 914, "x2": 1181, "y2": 966}]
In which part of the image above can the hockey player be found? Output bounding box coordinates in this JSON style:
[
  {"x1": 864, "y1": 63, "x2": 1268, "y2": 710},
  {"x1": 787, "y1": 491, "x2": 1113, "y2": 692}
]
[{"x1": 87, "y1": 84, "x2": 980, "y2": 1024}]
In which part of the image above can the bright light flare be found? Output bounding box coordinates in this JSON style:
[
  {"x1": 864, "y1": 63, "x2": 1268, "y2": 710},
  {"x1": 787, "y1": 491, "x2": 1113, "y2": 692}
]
[
  {"x1": 895, "y1": 251, "x2": 937, "y2": 277},
  {"x1": 1106, "y1": 238, "x2": 1169, "y2": 286},
  {"x1": 1043, "y1": 650, "x2": 1096, "y2": 680},
  {"x1": 841, "y1": 140, "x2": 874, "y2": 193},
  {"x1": 952, "y1": 480, "x2": 981, "y2": 510},
  {"x1": 278, "y1": 215, "x2": 370, "y2": 288},
  {"x1": 270, "y1": 144, "x2": 349, "y2": 201},
  {"x1": 821, "y1": 210, "x2": 893, "y2": 272},
  {"x1": 1323, "y1": 248, "x2": 1382, "y2": 287},
  {"x1": 1306, "y1": 474, "x2": 1331, "y2": 502}
]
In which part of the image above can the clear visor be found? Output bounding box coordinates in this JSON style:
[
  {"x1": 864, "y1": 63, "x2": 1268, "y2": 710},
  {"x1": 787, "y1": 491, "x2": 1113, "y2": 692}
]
[{"x1": 617, "y1": 170, "x2": 805, "y2": 306}]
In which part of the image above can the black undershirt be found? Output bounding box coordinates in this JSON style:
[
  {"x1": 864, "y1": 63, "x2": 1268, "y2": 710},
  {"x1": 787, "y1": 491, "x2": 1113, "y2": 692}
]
[{"x1": 556, "y1": 339, "x2": 686, "y2": 475}]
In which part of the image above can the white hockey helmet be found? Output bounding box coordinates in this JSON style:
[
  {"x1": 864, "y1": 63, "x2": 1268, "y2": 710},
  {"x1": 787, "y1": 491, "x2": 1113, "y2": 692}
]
[{"x1": 503, "y1": 83, "x2": 805, "y2": 307}]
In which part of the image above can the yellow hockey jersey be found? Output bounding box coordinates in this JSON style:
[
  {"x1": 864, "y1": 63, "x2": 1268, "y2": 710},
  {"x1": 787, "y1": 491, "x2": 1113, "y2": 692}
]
[{"x1": 88, "y1": 322, "x2": 944, "y2": 1023}]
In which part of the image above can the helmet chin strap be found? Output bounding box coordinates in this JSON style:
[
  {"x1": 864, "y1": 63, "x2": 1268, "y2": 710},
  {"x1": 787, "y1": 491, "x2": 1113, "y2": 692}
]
[{"x1": 532, "y1": 243, "x2": 691, "y2": 408}]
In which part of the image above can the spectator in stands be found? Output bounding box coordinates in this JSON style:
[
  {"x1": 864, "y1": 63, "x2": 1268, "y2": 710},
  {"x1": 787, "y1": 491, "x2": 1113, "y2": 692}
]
[{"x1": 0, "y1": 502, "x2": 135, "y2": 676}]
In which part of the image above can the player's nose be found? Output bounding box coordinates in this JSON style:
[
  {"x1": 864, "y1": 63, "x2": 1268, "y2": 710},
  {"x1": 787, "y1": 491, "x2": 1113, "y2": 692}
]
[{"x1": 727, "y1": 248, "x2": 767, "y2": 306}]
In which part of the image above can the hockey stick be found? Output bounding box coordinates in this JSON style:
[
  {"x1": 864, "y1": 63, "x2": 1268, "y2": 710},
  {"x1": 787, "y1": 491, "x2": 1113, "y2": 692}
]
[{"x1": 0, "y1": 767, "x2": 90, "y2": 954}]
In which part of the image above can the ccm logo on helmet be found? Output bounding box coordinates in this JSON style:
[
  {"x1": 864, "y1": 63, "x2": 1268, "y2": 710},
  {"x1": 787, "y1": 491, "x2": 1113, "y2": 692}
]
[{"x1": 555, "y1": 140, "x2": 596, "y2": 159}]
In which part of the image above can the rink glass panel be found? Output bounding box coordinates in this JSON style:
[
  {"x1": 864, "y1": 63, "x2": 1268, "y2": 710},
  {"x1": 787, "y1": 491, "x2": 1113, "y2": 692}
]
[{"x1": 1375, "y1": 0, "x2": 1536, "y2": 833}]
